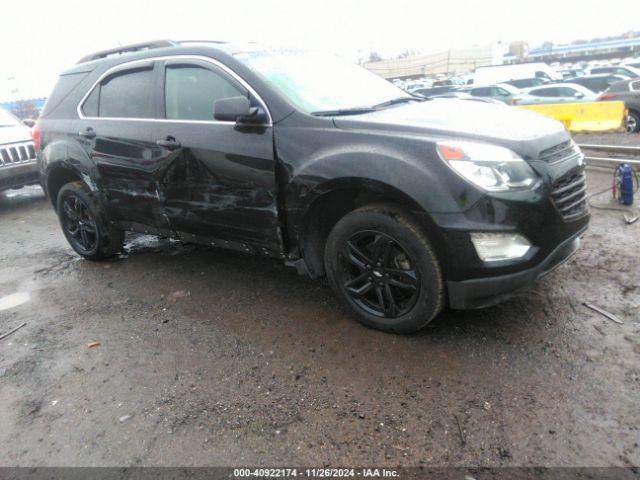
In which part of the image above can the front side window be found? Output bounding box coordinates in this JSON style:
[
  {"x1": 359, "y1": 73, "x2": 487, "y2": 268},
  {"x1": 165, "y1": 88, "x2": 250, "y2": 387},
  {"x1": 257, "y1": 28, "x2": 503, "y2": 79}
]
[
  {"x1": 98, "y1": 67, "x2": 154, "y2": 118},
  {"x1": 236, "y1": 50, "x2": 409, "y2": 114},
  {"x1": 165, "y1": 65, "x2": 246, "y2": 121}
]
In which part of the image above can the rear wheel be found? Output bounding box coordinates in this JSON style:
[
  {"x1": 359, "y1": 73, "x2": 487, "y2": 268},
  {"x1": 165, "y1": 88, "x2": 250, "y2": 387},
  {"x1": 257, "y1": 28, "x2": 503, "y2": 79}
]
[
  {"x1": 56, "y1": 181, "x2": 123, "y2": 260},
  {"x1": 324, "y1": 204, "x2": 444, "y2": 333},
  {"x1": 627, "y1": 111, "x2": 639, "y2": 133}
]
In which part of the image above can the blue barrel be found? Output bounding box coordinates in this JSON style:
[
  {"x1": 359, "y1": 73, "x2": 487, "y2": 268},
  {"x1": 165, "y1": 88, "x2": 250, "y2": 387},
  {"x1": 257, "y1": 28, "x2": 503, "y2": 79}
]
[{"x1": 616, "y1": 163, "x2": 634, "y2": 206}]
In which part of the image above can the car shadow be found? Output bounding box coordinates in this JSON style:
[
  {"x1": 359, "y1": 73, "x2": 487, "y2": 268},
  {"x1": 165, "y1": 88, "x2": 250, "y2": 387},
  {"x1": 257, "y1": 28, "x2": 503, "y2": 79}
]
[{"x1": 108, "y1": 231, "x2": 568, "y2": 351}]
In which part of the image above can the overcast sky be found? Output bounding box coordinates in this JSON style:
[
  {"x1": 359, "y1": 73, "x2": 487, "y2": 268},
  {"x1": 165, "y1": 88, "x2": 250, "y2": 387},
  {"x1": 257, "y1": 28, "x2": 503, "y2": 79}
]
[{"x1": 0, "y1": 0, "x2": 637, "y2": 101}]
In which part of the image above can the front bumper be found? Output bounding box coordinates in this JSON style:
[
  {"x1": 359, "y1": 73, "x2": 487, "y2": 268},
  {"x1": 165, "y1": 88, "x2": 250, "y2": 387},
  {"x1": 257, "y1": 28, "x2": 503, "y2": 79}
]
[
  {"x1": 447, "y1": 225, "x2": 586, "y2": 309},
  {"x1": 0, "y1": 161, "x2": 40, "y2": 191}
]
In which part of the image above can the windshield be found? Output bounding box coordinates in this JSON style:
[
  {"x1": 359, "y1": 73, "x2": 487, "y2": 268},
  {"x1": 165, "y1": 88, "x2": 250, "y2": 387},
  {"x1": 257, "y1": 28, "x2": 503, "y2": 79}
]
[
  {"x1": 0, "y1": 108, "x2": 21, "y2": 127},
  {"x1": 235, "y1": 50, "x2": 410, "y2": 114}
]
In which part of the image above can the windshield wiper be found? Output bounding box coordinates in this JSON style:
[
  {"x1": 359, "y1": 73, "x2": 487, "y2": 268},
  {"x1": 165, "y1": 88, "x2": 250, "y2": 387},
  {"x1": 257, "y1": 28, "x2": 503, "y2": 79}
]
[
  {"x1": 372, "y1": 96, "x2": 427, "y2": 109},
  {"x1": 312, "y1": 107, "x2": 377, "y2": 117}
]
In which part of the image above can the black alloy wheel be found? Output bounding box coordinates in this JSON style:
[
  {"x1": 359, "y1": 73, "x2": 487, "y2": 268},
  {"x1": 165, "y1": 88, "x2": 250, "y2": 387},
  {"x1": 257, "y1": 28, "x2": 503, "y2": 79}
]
[
  {"x1": 338, "y1": 230, "x2": 420, "y2": 318},
  {"x1": 56, "y1": 181, "x2": 123, "y2": 260},
  {"x1": 324, "y1": 204, "x2": 444, "y2": 333},
  {"x1": 60, "y1": 193, "x2": 99, "y2": 255}
]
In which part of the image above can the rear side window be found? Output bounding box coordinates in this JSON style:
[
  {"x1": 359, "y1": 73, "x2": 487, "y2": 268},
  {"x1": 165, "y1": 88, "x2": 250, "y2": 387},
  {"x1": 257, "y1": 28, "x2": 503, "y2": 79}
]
[
  {"x1": 530, "y1": 87, "x2": 557, "y2": 97},
  {"x1": 556, "y1": 87, "x2": 576, "y2": 97},
  {"x1": 98, "y1": 67, "x2": 155, "y2": 118},
  {"x1": 165, "y1": 65, "x2": 246, "y2": 121},
  {"x1": 470, "y1": 87, "x2": 490, "y2": 96}
]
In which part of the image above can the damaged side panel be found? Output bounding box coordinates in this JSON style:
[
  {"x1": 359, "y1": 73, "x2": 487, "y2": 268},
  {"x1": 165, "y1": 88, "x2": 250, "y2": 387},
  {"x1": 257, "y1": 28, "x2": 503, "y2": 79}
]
[{"x1": 158, "y1": 127, "x2": 283, "y2": 256}]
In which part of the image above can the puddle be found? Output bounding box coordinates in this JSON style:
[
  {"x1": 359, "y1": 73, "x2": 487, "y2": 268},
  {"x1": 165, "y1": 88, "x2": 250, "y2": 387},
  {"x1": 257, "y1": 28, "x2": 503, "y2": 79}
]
[
  {"x1": 122, "y1": 233, "x2": 180, "y2": 256},
  {"x1": 0, "y1": 292, "x2": 31, "y2": 311},
  {"x1": 2, "y1": 185, "x2": 44, "y2": 199}
]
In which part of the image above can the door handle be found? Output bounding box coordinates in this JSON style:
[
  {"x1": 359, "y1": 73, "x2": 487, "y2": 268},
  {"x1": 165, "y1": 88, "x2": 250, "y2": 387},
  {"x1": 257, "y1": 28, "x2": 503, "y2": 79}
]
[
  {"x1": 79, "y1": 127, "x2": 96, "y2": 138},
  {"x1": 156, "y1": 137, "x2": 181, "y2": 150}
]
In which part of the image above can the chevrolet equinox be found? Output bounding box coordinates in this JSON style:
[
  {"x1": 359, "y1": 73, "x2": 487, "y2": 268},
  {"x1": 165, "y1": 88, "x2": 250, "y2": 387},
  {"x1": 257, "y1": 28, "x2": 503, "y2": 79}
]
[{"x1": 37, "y1": 40, "x2": 589, "y2": 333}]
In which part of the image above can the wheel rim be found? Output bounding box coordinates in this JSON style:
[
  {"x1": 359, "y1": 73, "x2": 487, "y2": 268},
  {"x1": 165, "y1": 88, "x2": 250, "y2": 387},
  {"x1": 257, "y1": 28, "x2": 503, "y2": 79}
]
[
  {"x1": 337, "y1": 230, "x2": 421, "y2": 318},
  {"x1": 60, "y1": 194, "x2": 98, "y2": 254},
  {"x1": 628, "y1": 114, "x2": 637, "y2": 133}
]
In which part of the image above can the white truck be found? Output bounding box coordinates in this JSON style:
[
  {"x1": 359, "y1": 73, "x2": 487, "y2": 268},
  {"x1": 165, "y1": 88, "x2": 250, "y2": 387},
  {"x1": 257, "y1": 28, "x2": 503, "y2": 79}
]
[{"x1": 473, "y1": 63, "x2": 562, "y2": 87}]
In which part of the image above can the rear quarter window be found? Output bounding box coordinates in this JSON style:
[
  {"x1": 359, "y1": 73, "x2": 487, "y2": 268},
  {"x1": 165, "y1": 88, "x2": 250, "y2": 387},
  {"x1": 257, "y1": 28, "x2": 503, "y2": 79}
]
[{"x1": 40, "y1": 71, "x2": 90, "y2": 117}]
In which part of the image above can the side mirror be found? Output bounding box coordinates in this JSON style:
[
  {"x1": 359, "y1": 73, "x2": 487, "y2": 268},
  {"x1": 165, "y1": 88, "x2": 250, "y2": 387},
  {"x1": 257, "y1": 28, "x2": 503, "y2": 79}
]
[
  {"x1": 22, "y1": 119, "x2": 35, "y2": 127},
  {"x1": 213, "y1": 96, "x2": 267, "y2": 124},
  {"x1": 574, "y1": 92, "x2": 585, "y2": 98}
]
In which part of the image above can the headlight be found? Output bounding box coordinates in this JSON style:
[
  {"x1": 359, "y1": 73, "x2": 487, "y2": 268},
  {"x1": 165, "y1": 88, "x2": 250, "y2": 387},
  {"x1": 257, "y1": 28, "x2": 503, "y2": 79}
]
[{"x1": 436, "y1": 141, "x2": 537, "y2": 191}]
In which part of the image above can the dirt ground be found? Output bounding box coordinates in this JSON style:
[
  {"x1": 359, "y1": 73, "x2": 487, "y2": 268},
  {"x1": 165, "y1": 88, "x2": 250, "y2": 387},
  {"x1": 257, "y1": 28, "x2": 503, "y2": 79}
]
[{"x1": 0, "y1": 134, "x2": 638, "y2": 468}]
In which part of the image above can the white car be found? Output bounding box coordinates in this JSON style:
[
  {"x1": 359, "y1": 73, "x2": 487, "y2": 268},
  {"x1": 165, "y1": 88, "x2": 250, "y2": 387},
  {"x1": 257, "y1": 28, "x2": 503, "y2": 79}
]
[
  {"x1": 512, "y1": 83, "x2": 598, "y2": 105},
  {"x1": 589, "y1": 65, "x2": 640, "y2": 78},
  {"x1": 0, "y1": 108, "x2": 39, "y2": 192}
]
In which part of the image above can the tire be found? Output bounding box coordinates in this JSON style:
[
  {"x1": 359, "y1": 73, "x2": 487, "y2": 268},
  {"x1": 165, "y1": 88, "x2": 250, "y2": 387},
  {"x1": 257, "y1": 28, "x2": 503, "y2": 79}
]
[
  {"x1": 627, "y1": 111, "x2": 639, "y2": 133},
  {"x1": 324, "y1": 204, "x2": 444, "y2": 334},
  {"x1": 56, "y1": 181, "x2": 123, "y2": 260}
]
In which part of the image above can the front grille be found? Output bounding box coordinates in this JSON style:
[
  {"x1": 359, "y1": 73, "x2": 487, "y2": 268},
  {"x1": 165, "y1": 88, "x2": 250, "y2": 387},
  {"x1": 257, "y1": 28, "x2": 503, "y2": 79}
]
[
  {"x1": 551, "y1": 170, "x2": 588, "y2": 220},
  {"x1": 539, "y1": 140, "x2": 582, "y2": 164},
  {"x1": 0, "y1": 141, "x2": 36, "y2": 167}
]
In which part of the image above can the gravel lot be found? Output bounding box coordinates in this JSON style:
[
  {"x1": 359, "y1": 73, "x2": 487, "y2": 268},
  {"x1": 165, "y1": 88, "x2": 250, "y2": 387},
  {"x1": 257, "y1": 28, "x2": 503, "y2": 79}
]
[{"x1": 0, "y1": 134, "x2": 638, "y2": 468}]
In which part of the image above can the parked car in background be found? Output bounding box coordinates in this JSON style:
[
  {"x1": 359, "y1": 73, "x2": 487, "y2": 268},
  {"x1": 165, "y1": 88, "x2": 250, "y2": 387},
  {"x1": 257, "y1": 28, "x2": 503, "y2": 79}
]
[
  {"x1": 0, "y1": 107, "x2": 39, "y2": 192},
  {"x1": 559, "y1": 68, "x2": 585, "y2": 80},
  {"x1": 473, "y1": 62, "x2": 562, "y2": 86},
  {"x1": 427, "y1": 91, "x2": 504, "y2": 105},
  {"x1": 37, "y1": 40, "x2": 589, "y2": 333},
  {"x1": 405, "y1": 80, "x2": 433, "y2": 93},
  {"x1": 467, "y1": 83, "x2": 520, "y2": 104},
  {"x1": 512, "y1": 83, "x2": 597, "y2": 105},
  {"x1": 598, "y1": 79, "x2": 640, "y2": 133},
  {"x1": 589, "y1": 65, "x2": 640, "y2": 78},
  {"x1": 503, "y1": 77, "x2": 548, "y2": 89},
  {"x1": 569, "y1": 74, "x2": 629, "y2": 94},
  {"x1": 412, "y1": 85, "x2": 460, "y2": 97}
]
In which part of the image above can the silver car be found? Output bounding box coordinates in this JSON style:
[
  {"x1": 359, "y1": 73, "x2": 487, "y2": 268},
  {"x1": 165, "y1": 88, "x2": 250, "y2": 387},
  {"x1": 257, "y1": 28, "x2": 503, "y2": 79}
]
[
  {"x1": 0, "y1": 108, "x2": 39, "y2": 192},
  {"x1": 512, "y1": 83, "x2": 598, "y2": 105}
]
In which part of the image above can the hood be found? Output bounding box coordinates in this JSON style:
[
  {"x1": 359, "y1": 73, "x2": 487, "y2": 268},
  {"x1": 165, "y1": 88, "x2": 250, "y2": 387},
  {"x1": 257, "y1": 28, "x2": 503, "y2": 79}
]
[
  {"x1": 333, "y1": 98, "x2": 569, "y2": 156},
  {"x1": 0, "y1": 125, "x2": 32, "y2": 145}
]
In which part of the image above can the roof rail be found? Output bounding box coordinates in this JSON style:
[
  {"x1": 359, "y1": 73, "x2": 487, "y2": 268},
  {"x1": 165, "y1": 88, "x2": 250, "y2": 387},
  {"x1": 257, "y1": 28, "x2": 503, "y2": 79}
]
[{"x1": 76, "y1": 40, "x2": 178, "y2": 64}]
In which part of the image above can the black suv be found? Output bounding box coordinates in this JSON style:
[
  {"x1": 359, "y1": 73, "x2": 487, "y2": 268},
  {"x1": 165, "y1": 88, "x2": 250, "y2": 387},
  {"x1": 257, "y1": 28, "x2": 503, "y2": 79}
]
[{"x1": 38, "y1": 40, "x2": 589, "y2": 333}]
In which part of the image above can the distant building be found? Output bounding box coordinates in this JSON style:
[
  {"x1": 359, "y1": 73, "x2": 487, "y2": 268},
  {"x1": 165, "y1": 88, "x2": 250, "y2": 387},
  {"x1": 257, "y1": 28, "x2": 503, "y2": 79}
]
[
  {"x1": 364, "y1": 44, "x2": 507, "y2": 79},
  {"x1": 0, "y1": 98, "x2": 46, "y2": 120},
  {"x1": 504, "y1": 35, "x2": 640, "y2": 64}
]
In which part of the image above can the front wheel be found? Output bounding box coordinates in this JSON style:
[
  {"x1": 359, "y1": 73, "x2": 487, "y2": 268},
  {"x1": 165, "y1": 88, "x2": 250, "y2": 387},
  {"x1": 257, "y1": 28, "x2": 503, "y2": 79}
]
[
  {"x1": 324, "y1": 204, "x2": 444, "y2": 333},
  {"x1": 56, "y1": 181, "x2": 123, "y2": 260}
]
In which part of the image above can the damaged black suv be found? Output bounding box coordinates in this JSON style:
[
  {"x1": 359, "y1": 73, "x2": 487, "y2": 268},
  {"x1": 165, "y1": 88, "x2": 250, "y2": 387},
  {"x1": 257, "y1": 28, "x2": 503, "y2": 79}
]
[{"x1": 38, "y1": 40, "x2": 589, "y2": 333}]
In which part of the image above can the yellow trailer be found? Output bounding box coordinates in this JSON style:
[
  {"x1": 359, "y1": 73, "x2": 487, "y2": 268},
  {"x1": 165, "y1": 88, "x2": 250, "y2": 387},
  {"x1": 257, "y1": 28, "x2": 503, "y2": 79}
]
[{"x1": 516, "y1": 101, "x2": 627, "y2": 132}]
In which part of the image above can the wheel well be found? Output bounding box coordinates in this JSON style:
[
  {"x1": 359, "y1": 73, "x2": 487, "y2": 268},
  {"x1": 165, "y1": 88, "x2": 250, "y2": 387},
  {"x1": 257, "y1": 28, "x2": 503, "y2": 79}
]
[
  {"x1": 46, "y1": 167, "x2": 83, "y2": 207},
  {"x1": 299, "y1": 185, "x2": 443, "y2": 277}
]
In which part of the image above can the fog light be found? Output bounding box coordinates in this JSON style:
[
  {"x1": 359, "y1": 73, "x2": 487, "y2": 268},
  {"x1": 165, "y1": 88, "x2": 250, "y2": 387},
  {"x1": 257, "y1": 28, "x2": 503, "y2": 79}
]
[{"x1": 470, "y1": 233, "x2": 531, "y2": 262}]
